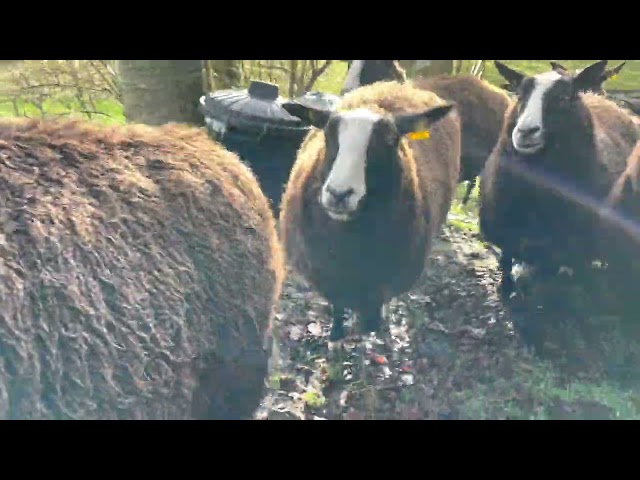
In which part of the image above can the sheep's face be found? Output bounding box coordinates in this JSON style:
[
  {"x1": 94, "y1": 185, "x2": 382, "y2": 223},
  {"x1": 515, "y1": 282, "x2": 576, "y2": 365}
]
[
  {"x1": 282, "y1": 102, "x2": 455, "y2": 222},
  {"x1": 495, "y1": 60, "x2": 609, "y2": 156},
  {"x1": 340, "y1": 60, "x2": 405, "y2": 95}
]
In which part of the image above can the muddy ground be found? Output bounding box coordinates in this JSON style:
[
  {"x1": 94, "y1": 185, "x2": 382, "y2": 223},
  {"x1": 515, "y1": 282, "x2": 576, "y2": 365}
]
[{"x1": 255, "y1": 189, "x2": 640, "y2": 420}]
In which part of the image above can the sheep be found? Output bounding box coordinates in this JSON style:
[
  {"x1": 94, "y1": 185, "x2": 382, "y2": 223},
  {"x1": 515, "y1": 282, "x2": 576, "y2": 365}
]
[
  {"x1": 279, "y1": 81, "x2": 460, "y2": 342},
  {"x1": 599, "y1": 141, "x2": 640, "y2": 275},
  {"x1": 340, "y1": 60, "x2": 407, "y2": 95},
  {"x1": 412, "y1": 74, "x2": 511, "y2": 204},
  {"x1": 479, "y1": 60, "x2": 639, "y2": 299},
  {"x1": 0, "y1": 118, "x2": 285, "y2": 420},
  {"x1": 340, "y1": 60, "x2": 511, "y2": 205}
]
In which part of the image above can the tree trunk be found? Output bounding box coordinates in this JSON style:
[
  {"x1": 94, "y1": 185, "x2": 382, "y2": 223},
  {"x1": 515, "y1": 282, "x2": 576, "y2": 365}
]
[
  {"x1": 398, "y1": 60, "x2": 455, "y2": 78},
  {"x1": 210, "y1": 60, "x2": 243, "y2": 90},
  {"x1": 116, "y1": 60, "x2": 204, "y2": 126}
]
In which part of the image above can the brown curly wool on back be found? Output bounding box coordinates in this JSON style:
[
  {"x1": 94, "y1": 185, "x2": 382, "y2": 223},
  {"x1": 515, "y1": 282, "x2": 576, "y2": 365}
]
[{"x1": 0, "y1": 118, "x2": 284, "y2": 419}]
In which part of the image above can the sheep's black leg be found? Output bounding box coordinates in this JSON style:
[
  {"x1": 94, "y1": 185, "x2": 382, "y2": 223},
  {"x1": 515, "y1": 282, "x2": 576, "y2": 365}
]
[
  {"x1": 329, "y1": 302, "x2": 348, "y2": 342},
  {"x1": 358, "y1": 300, "x2": 384, "y2": 336},
  {"x1": 462, "y1": 177, "x2": 477, "y2": 205},
  {"x1": 498, "y1": 253, "x2": 515, "y2": 300}
]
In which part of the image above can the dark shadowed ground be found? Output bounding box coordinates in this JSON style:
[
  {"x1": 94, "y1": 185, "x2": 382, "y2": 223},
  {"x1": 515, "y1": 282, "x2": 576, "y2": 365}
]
[{"x1": 256, "y1": 185, "x2": 640, "y2": 420}]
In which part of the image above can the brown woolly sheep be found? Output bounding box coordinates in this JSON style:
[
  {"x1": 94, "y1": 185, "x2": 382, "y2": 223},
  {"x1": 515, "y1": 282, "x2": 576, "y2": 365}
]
[
  {"x1": 600, "y1": 141, "x2": 640, "y2": 274},
  {"x1": 279, "y1": 81, "x2": 460, "y2": 341},
  {"x1": 0, "y1": 118, "x2": 284, "y2": 420},
  {"x1": 480, "y1": 61, "x2": 639, "y2": 299},
  {"x1": 412, "y1": 74, "x2": 511, "y2": 204},
  {"x1": 341, "y1": 60, "x2": 511, "y2": 204}
]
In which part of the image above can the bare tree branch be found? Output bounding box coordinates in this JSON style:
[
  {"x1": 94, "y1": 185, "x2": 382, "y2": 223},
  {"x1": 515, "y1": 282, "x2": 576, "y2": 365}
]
[{"x1": 303, "y1": 60, "x2": 333, "y2": 93}]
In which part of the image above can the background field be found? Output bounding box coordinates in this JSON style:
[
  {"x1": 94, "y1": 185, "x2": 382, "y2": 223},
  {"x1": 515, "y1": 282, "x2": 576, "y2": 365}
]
[{"x1": 2, "y1": 60, "x2": 639, "y2": 125}]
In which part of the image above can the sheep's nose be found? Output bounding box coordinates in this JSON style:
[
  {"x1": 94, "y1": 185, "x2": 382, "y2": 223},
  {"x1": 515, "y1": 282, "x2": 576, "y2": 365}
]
[
  {"x1": 518, "y1": 125, "x2": 541, "y2": 137},
  {"x1": 326, "y1": 186, "x2": 354, "y2": 206}
]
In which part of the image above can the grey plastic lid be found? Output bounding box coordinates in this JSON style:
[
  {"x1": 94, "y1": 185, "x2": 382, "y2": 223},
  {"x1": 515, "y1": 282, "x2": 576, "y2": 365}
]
[
  {"x1": 199, "y1": 80, "x2": 310, "y2": 135},
  {"x1": 293, "y1": 91, "x2": 342, "y2": 111}
]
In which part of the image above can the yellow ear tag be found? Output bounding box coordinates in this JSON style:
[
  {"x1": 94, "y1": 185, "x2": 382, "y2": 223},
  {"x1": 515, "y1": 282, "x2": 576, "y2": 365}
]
[{"x1": 408, "y1": 130, "x2": 430, "y2": 141}]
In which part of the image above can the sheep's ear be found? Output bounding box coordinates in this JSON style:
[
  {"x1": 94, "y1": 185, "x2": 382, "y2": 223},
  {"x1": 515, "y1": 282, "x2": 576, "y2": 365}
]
[
  {"x1": 494, "y1": 61, "x2": 526, "y2": 90},
  {"x1": 573, "y1": 60, "x2": 608, "y2": 93},
  {"x1": 282, "y1": 102, "x2": 332, "y2": 129},
  {"x1": 550, "y1": 61, "x2": 570, "y2": 75},
  {"x1": 604, "y1": 61, "x2": 626, "y2": 80},
  {"x1": 394, "y1": 103, "x2": 455, "y2": 137}
]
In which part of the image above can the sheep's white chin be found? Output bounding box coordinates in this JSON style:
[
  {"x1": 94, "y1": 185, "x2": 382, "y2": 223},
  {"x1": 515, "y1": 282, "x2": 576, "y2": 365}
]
[
  {"x1": 513, "y1": 140, "x2": 545, "y2": 155},
  {"x1": 325, "y1": 210, "x2": 352, "y2": 222}
]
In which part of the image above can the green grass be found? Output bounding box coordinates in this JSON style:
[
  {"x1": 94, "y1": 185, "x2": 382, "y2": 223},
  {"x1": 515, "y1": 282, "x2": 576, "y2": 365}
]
[
  {"x1": 454, "y1": 360, "x2": 640, "y2": 419},
  {"x1": 313, "y1": 61, "x2": 349, "y2": 95},
  {"x1": 0, "y1": 96, "x2": 125, "y2": 124}
]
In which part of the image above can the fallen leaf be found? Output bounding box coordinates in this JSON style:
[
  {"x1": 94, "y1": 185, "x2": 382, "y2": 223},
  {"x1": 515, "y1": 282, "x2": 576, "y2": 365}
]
[
  {"x1": 400, "y1": 361, "x2": 413, "y2": 373},
  {"x1": 288, "y1": 325, "x2": 304, "y2": 341},
  {"x1": 307, "y1": 322, "x2": 323, "y2": 337},
  {"x1": 400, "y1": 373, "x2": 415, "y2": 386},
  {"x1": 370, "y1": 354, "x2": 388, "y2": 366},
  {"x1": 427, "y1": 322, "x2": 449, "y2": 333},
  {"x1": 344, "y1": 409, "x2": 365, "y2": 420},
  {"x1": 453, "y1": 325, "x2": 486, "y2": 340},
  {"x1": 267, "y1": 410, "x2": 301, "y2": 420}
]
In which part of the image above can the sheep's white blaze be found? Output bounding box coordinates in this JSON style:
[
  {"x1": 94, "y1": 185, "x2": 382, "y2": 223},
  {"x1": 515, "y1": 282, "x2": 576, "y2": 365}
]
[
  {"x1": 342, "y1": 60, "x2": 364, "y2": 93},
  {"x1": 321, "y1": 108, "x2": 381, "y2": 221},
  {"x1": 512, "y1": 70, "x2": 562, "y2": 154}
]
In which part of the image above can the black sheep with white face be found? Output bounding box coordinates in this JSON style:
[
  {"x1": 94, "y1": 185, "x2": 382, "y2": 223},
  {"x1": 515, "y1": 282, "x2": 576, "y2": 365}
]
[
  {"x1": 340, "y1": 60, "x2": 407, "y2": 95},
  {"x1": 480, "y1": 60, "x2": 639, "y2": 298}
]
